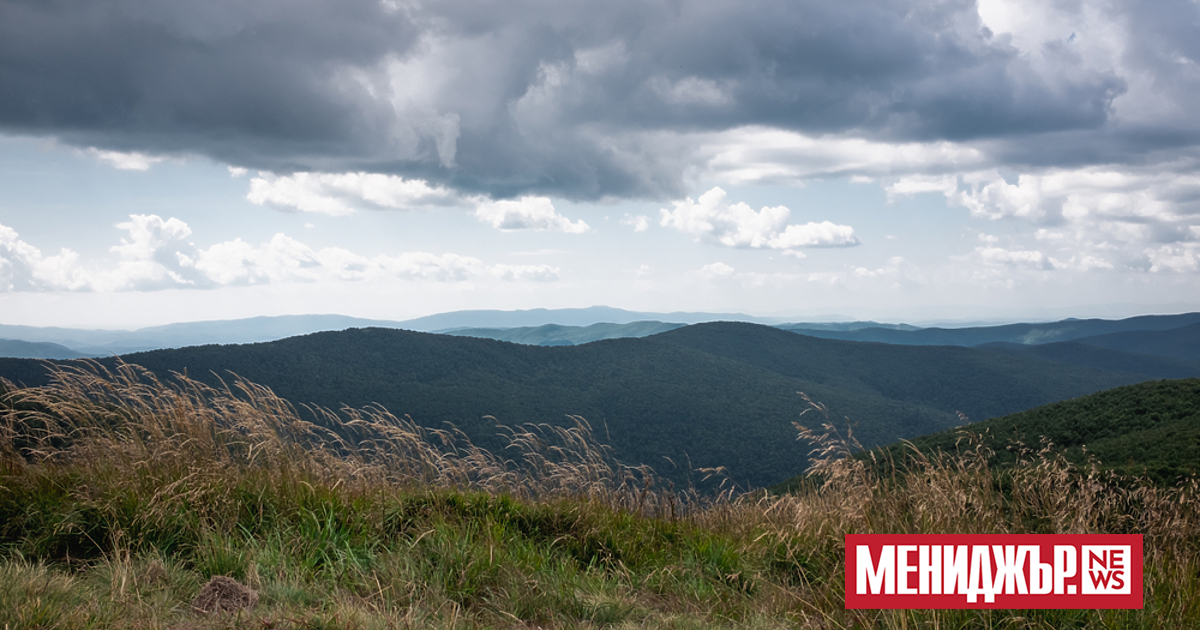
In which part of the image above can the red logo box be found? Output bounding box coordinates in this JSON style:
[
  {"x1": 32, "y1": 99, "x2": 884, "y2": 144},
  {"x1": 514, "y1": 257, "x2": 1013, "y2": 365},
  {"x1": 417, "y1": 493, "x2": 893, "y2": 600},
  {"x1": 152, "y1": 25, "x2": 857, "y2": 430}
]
[{"x1": 845, "y1": 534, "x2": 1143, "y2": 609}]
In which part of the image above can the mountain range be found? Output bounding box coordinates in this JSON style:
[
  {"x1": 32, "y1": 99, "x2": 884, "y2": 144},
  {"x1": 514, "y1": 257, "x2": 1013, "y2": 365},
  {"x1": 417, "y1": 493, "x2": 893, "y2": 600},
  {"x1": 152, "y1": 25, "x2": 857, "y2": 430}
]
[
  {"x1": 779, "y1": 312, "x2": 1200, "y2": 347},
  {"x1": 3, "y1": 307, "x2": 1199, "y2": 358},
  {"x1": 2, "y1": 321, "x2": 1191, "y2": 489},
  {"x1": 0, "y1": 307, "x2": 768, "y2": 357}
]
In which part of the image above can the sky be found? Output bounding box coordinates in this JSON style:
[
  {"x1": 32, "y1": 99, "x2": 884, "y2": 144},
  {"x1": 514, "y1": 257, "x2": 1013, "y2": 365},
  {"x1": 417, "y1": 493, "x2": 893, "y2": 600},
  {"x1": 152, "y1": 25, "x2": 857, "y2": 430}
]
[{"x1": 2, "y1": 0, "x2": 1200, "y2": 329}]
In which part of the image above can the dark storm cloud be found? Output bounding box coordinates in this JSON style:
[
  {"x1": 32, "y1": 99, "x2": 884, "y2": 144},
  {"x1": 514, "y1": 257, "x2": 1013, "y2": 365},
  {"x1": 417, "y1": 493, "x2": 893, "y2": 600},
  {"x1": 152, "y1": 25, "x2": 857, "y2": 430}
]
[
  {"x1": 0, "y1": 0, "x2": 421, "y2": 164},
  {"x1": 0, "y1": 0, "x2": 1187, "y2": 199}
]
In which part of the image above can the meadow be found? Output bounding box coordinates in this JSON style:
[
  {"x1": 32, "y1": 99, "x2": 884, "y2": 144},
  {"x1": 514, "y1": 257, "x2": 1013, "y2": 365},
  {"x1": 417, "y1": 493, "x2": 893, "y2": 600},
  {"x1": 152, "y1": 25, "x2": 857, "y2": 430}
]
[{"x1": 1, "y1": 361, "x2": 1198, "y2": 629}]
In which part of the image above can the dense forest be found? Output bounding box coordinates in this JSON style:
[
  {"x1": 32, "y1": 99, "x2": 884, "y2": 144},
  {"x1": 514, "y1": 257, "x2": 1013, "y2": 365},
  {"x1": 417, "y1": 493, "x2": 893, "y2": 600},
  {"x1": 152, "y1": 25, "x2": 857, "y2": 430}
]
[
  {"x1": 780, "y1": 311, "x2": 1200, "y2": 347},
  {"x1": 858, "y1": 378, "x2": 1200, "y2": 484},
  {"x1": 0, "y1": 322, "x2": 1172, "y2": 489}
]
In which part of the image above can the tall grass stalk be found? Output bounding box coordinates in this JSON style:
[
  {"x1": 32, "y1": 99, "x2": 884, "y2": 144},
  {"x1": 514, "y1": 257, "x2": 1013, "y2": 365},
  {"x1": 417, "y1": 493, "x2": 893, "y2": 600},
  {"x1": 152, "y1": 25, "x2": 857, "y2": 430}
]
[{"x1": 1, "y1": 364, "x2": 1198, "y2": 628}]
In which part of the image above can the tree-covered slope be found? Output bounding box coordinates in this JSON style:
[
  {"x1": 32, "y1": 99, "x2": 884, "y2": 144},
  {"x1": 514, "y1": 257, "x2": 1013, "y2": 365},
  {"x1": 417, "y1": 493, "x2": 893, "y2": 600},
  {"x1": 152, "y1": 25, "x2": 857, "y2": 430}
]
[
  {"x1": 877, "y1": 379, "x2": 1200, "y2": 483},
  {"x1": 779, "y1": 312, "x2": 1200, "y2": 350},
  {"x1": 1068, "y1": 323, "x2": 1200, "y2": 363},
  {"x1": 975, "y1": 340, "x2": 1200, "y2": 380},
  {"x1": 645, "y1": 323, "x2": 1145, "y2": 422},
  {"x1": 441, "y1": 321, "x2": 686, "y2": 346},
  {"x1": 0, "y1": 339, "x2": 95, "y2": 360},
  {"x1": 0, "y1": 323, "x2": 1161, "y2": 488}
]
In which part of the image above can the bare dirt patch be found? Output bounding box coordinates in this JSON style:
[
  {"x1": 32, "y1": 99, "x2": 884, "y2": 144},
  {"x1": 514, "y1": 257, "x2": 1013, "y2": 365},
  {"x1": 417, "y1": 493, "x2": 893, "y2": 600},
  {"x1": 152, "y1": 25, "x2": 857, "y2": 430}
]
[{"x1": 191, "y1": 575, "x2": 259, "y2": 614}]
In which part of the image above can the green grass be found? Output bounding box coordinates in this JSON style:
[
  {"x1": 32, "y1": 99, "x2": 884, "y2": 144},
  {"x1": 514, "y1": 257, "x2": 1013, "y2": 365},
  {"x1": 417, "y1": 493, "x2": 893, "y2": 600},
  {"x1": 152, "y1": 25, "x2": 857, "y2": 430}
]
[{"x1": 1, "y1": 362, "x2": 1199, "y2": 628}]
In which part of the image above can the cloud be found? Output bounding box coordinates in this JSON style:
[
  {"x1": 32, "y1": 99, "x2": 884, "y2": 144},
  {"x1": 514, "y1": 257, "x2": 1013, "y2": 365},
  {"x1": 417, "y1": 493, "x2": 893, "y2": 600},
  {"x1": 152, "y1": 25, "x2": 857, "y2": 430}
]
[
  {"x1": 854, "y1": 256, "x2": 911, "y2": 279},
  {"x1": 699, "y1": 128, "x2": 988, "y2": 186},
  {"x1": 660, "y1": 187, "x2": 858, "y2": 251},
  {"x1": 245, "y1": 172, "x2": 590, "y2": 234},
  {"x1": 487, "y1": 264, "x2": 560, "y2": 282},
  {"x1": 0, "y1": 215, "x2": 562, "y2": 292},
  {"x1": 109, "y1": 214, "x2": 212, "y2": 290},
  {"x1": 887, "y1": 165, "x2": 1200, "y2": 273},
  {"x1": 770, "y1": 222, "x2": 860, "y2": 249},
  {"x1": 247, "y1": 172, "x2": 460, "y2": 215},
  {"x1": 84, "y1": 148, "x2": 167, "y2": 171},
  {"x1": 0, "y1": 224, "x2": 88, "y2": 291},
  {"x1": 473, "y1": 197, "x2": 590, "y2": 233},
  {"x1": 194, "y1": 233, "x2": 322, "y2": 285},
  {"x1": 622, "y1": 214, "x2": 650, "y2": 232},
  {"x1": 3, "y1": 0, "x2": 1199, "y2": 292},
  {"x1": 1144, "y1": 245, "x2": 1200, "y2": 274},
  {"x1": 3, "y1": 0, "x2": 1186, "y2": 202},
  {"x1": 0, "y1": 215, "x2": 207, "y2": 292},
  {"x1": 700, "y1": 262, "x2": 736, "y2": 279},
  {"x1": 976, "y1": 246, "x2": 1059, "y2": 271}
]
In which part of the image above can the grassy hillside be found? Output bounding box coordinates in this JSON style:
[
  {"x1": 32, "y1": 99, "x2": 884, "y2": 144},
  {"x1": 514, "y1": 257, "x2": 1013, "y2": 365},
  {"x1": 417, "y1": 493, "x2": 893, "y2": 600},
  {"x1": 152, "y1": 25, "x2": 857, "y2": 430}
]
[
  {"x1": 871, "y1": 379, "x2": 1200, "y2": 484},
  {"x1": 0, "y1": 323, "x2": 1158, "y2": 488},
  {"x1": 1, "y1": 365, "x2": 1198, "y2": 628}
]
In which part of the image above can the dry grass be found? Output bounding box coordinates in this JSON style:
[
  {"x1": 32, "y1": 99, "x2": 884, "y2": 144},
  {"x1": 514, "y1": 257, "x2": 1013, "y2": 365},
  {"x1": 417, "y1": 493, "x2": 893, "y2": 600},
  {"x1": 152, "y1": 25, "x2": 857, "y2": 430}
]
[
  {"x1": 1, "y1": 365, "x2": 1199, "y2": 628},
  {"x1": 1, "y1": 359, "x2": 676, "y2": 514}
]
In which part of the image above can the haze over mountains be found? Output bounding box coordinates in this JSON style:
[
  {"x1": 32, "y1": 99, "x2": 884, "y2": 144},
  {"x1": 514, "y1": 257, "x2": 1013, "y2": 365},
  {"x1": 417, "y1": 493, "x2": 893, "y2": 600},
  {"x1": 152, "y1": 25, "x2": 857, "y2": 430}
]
[
  {"x1": 0, "y1": 307, "x2": 766, "y2": 357},
  {"x1": 779, "y1": 312, "x2": 1200, "y2": 347},
  {"x1": 2, "y1": 306, "x2": 1199, "y2": 359}
]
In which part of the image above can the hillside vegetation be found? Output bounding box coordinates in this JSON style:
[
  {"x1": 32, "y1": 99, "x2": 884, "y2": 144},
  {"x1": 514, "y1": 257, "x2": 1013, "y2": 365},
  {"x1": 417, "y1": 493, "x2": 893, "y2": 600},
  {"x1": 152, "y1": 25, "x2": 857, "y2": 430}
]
[
  {"x1": 1066, "y1": 323, "x2": 1200, "y2": 363},
  {"x1": 781, "y1": 311, "x2": 1200, "y2": 350},
  {"x1": 442, "y1": 321, "x2": 686, "y2": 346},
  {"x1": 0, "y1": 339, "x2": 96, "y2": 360},
  {"x1": 867, "y1": 379, "x2": 1200, "y2": 484},
  {"x1": 0, "y1": 323, "x2": 1158, "y2": 489},
  {"x1": 976, "y1": 341, "x2": 1200, "y2": 379},
  {"x1": 1, "y1": 363, "x2": 1197, "y2": 629}
]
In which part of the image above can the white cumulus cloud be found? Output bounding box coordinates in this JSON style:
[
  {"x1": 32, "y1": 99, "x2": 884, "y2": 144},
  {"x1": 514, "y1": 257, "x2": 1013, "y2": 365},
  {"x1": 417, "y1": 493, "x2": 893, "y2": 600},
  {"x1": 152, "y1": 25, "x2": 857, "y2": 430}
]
[
  {"x1": 769, "y1": 222, "x2": 860, "y2": 249},
  {"x1": 108, "y1": 215, "x2": 210, "y2": 291},
  {"x1": 0, "y1": 215, "x2": 565, "y2": 293},
  {"x1": 1144, "y1": 244, "x2": 1200, "y2": 273},
  {"x1": 473, "y1": 197, "x2": 590, "y2": 233},
  {"x1": 889, "y1": 165, "x2": 1200, "y2": 275},
  {"x1": 84, "y1": 148, "x2": 166, "y2": 171},
  {"x1": 246, "y1": 173, "x2": 591, "y2": 235},
  {"x1": 247, "y1": 172, "x2": 460, "y2": 216},
  {"x1": 660, "y1": 187, "x2": 859, "y2": 252},
  {"x1": 700, "y1": 261, "x2": 736, "y2": 278},
  {"x1": 0, "y1": 223, "x2": 89, "y2": 291},
  {"x1": 621, "y1": 214, "x2": 651, "y2": 232}
]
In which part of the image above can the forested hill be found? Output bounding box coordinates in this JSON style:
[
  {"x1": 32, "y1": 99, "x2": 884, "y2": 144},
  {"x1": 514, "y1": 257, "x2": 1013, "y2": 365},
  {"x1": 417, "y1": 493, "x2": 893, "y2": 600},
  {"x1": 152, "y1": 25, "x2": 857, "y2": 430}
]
[
  {"x1": 440, "y1": 321, "x2": 686, "y2": 346},
  {"x1": 864, "y1": 379, "x2": 1200, "y2": 484},
  {"x1": 644, "y1": 323, "x2": 1158, "y2": 416},
  {"x1": 0, "y1": 339, "x2": 98, "y2": 360},
  {"x1": 1065, "y1": 322, "x2": 1200, "y2": 363},
  {"x1": 0, "y1": 323, "x2": 1165, "y2": 488},
  {"x1": 780, "y1": 311, "x2": 1200, "y2": 348}
]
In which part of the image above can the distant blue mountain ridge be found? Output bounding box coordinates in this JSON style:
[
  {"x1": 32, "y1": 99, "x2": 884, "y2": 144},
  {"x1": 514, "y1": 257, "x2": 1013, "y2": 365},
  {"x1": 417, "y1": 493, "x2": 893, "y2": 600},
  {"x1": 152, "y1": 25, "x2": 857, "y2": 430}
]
[{"x1": 0, "y1": 308, "x2": 1197, "y2": 365}]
